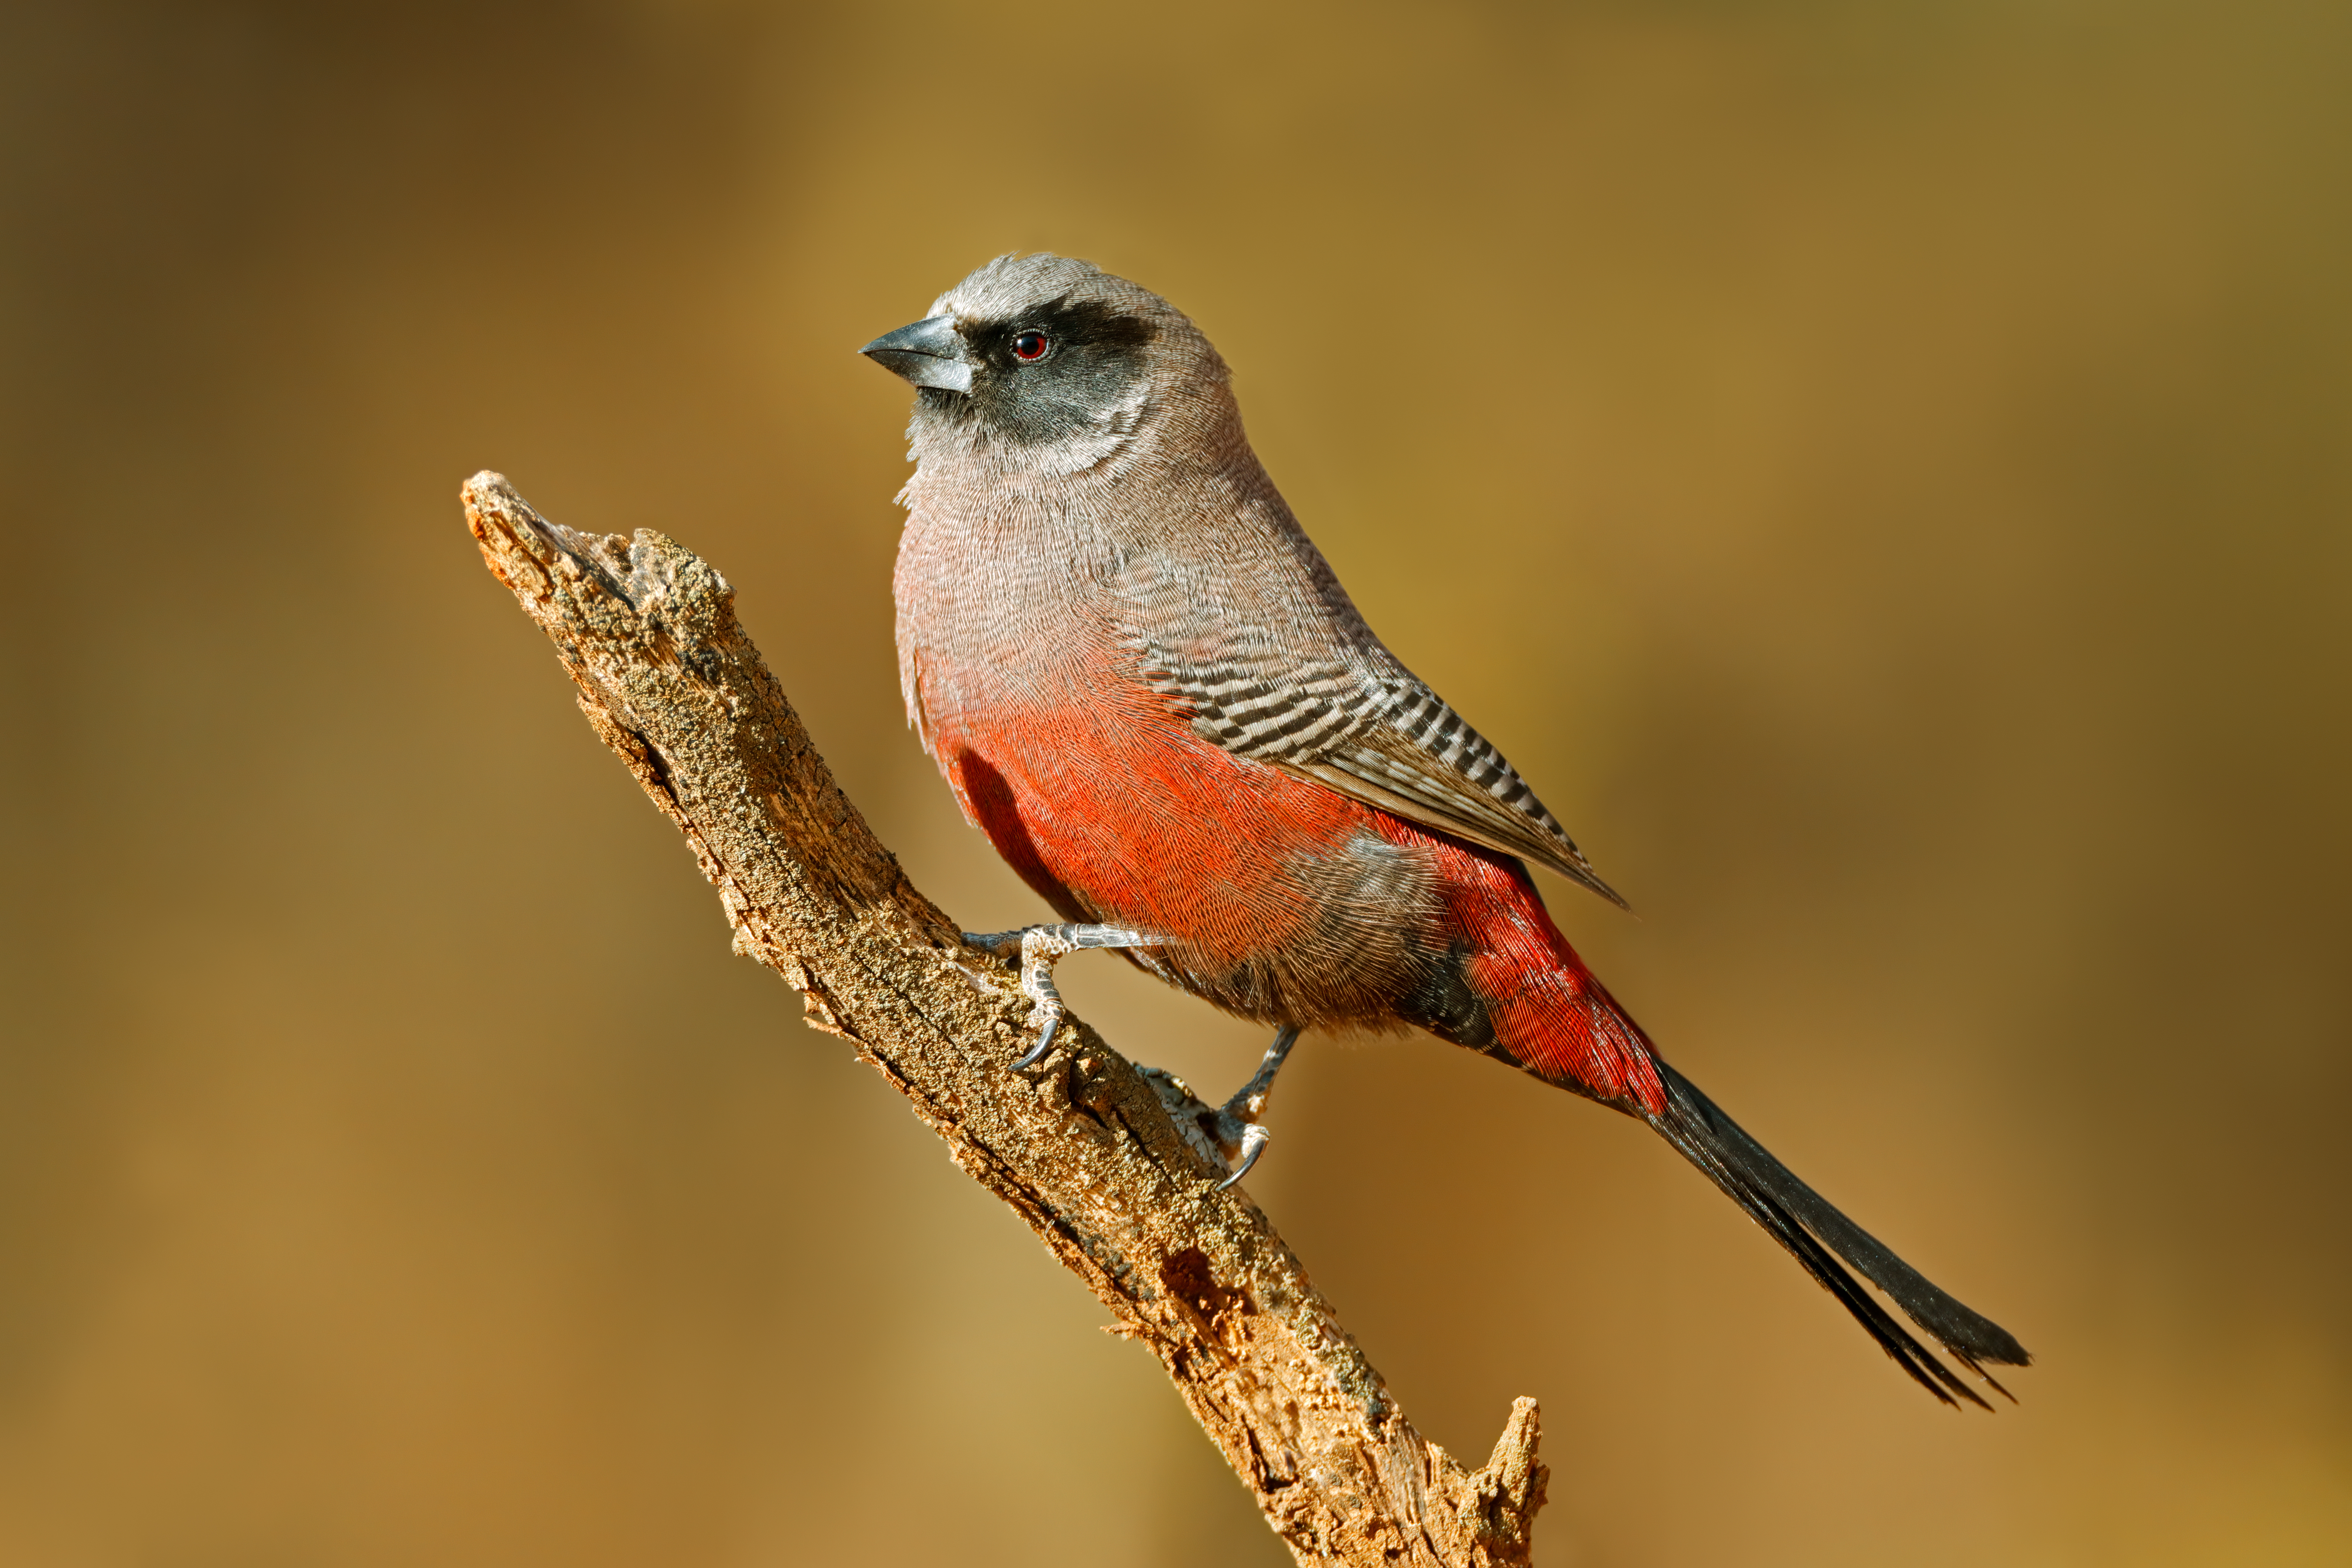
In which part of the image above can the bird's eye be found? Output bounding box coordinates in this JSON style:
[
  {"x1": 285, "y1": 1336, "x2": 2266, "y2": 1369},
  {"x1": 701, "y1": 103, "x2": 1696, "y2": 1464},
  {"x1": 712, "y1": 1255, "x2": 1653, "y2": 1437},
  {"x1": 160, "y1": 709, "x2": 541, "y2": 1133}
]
[{"x1": 1011, "y1": 331, "x2": 1049, "y2": 361}]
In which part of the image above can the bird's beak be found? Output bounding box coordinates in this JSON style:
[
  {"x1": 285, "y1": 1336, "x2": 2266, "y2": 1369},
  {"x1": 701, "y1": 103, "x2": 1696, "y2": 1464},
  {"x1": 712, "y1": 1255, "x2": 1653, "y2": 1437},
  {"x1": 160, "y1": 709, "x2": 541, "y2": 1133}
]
[{"x1": 859, "y1": 315, "x2": 973, "y2": 393}]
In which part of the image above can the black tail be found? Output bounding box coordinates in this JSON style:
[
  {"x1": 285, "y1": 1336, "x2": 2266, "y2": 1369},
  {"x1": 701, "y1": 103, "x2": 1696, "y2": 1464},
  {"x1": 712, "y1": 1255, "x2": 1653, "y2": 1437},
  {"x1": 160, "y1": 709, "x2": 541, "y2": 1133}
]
[{"x1": 1649, "y1": 1061, "x2": 2030, "y2": 1409}]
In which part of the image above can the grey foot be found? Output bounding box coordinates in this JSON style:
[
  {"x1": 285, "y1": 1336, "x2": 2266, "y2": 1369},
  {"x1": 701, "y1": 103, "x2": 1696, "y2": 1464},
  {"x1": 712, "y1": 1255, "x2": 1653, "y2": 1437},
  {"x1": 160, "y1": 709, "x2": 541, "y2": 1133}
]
[
  {"x1": 963, "y1": 923, "x2": 1158, "y2": 1069},
  {"x1": 1138, "y1": 1026, "x2": 1302, "y2": 1190}
]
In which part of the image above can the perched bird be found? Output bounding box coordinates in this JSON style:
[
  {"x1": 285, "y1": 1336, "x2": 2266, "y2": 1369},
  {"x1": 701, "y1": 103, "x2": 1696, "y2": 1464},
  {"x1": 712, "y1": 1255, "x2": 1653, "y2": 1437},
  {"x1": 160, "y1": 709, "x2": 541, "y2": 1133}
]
[{"x1": 862, "y1": 253, "x2": 2028, "y2": 1406}]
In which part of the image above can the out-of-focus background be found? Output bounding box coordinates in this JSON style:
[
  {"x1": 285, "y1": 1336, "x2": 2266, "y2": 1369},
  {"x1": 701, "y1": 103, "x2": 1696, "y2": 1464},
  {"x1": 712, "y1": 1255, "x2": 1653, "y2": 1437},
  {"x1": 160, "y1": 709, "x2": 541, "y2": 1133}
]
[{"x1": 3, "y1": 1, "x2": 2347, "y2": 1563}]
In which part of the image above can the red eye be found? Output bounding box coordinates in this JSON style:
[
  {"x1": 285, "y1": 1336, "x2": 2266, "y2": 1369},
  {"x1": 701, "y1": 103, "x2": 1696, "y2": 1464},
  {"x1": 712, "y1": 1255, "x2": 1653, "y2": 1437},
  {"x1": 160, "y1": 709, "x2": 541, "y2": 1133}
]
[{"x1": 1012, "y1": 331, "x2": 1049, "y2": 361}]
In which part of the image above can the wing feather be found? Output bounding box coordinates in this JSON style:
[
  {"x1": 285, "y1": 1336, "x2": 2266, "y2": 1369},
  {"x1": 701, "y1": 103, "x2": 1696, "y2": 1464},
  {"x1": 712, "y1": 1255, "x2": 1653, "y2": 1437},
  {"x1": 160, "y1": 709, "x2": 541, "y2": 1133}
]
[{"x1": 1138, "y1": 645, "x2": 1628, "y2": 909}]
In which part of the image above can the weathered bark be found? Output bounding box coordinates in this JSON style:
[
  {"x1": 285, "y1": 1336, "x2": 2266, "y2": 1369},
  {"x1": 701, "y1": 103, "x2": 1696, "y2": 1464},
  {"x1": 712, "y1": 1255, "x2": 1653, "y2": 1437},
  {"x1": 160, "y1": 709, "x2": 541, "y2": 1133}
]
[{"x1": 462, "y1": 471, "x2": 1548, "y2": 1566}]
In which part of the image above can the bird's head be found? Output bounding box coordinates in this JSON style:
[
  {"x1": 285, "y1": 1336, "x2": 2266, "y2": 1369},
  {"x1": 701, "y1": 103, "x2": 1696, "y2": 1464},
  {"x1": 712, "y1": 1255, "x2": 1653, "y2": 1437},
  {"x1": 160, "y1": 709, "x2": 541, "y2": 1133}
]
[{"x1": 860, "y1": 254, "x2": 1228, "y2": 477}]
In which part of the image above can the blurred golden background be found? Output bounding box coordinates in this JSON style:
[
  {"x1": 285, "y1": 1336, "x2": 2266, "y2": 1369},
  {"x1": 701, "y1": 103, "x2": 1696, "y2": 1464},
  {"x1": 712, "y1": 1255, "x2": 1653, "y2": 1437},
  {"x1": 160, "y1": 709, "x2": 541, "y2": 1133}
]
[{"x1": 4, "y1": 1, "x2": 2347, "y2": 1563}]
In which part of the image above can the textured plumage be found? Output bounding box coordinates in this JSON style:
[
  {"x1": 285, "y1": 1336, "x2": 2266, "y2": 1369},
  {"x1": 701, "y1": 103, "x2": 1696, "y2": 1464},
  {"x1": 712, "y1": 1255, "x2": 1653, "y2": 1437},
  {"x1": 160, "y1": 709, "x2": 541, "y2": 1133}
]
[
  {"x1": 869, "y1": 253, "x2": 2027, "y2": 1404},
  {"x1": 1141, "y1": 639, "x2": 1627, "y2": 908}
]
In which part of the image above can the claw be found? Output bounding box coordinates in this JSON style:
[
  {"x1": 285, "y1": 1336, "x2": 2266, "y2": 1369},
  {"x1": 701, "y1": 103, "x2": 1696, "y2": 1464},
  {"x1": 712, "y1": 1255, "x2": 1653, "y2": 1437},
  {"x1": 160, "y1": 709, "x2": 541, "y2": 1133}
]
[
  {"x1": 1216, "y1": 1122, "x2": 1270, "y2": 1190},
  {"x1": 978, "y1": 922, "x2": 1158, "y2": 1070},
  {"x1": 1135, "y1": 1031, "x2": 1302, "y2": 1190},
  {"x1": 1210, "y1": 1027, "x2": 1300, "y2": 1188},
  {"x1": 1011, "y1": 1015, "x2": 1058, "y2": 1072}
]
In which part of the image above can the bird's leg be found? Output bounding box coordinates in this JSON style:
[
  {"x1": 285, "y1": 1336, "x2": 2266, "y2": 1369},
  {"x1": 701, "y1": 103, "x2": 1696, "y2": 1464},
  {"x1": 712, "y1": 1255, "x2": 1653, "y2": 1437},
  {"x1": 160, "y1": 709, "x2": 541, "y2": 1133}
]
[
  {"x1": 1134, "y1": 1027, "x2": 1303, "y2": 1190},
  {"x1": 963, "y1": 923, "x2": 1157, "y2": 1070},
  {"x1": 1212, "y1": 1026, "x2": 1301, "y2": 1189}
]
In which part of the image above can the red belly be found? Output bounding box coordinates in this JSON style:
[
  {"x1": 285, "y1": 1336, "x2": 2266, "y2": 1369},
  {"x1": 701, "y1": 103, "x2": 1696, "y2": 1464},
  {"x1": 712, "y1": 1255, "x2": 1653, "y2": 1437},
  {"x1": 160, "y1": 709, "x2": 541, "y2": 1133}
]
[
  {"x1": 938, "y1": 695, "x2": 1370, "y2": 968},
  {"x1": 931, "y1": 690, "x2": 1663, "y2": 1112}
]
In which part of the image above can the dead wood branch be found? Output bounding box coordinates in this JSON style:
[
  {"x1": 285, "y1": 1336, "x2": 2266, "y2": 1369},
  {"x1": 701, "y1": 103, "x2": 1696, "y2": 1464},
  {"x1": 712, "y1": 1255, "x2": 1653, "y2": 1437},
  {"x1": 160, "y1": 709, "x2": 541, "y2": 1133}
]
[{"x1": 462, "y1": 471, "x2": 1548, "y2": 1566}]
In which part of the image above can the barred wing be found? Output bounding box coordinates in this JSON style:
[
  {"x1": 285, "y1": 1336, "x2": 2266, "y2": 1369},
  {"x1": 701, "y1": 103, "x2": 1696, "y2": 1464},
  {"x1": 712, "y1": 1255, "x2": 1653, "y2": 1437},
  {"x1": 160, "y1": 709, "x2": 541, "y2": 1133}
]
[{"x1": 1139, "y1": 647, "x2": 1629, "y2": 909}]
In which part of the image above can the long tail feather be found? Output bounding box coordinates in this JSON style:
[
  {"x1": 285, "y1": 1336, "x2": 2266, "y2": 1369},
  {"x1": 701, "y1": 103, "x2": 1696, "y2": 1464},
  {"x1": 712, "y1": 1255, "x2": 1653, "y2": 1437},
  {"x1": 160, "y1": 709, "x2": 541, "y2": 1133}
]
[{"x1": 1650, "y1": 1061, "x2": 2030, "y2": 1407}]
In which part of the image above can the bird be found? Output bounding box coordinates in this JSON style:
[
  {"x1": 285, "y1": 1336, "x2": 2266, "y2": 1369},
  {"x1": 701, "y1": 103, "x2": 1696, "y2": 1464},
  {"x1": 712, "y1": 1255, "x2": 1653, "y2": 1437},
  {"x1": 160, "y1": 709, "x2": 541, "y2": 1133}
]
[{"x1": 861, "y1": 253, "x2": 2029, "y2": 1407}]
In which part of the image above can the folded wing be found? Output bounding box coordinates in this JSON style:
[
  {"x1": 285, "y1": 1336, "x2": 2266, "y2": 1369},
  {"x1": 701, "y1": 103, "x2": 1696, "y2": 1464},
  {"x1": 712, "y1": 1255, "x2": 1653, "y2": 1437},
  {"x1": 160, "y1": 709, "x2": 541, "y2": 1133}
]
[{"x1": 1137, "y1": 642, "x2": 1628, "y2": 909}]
